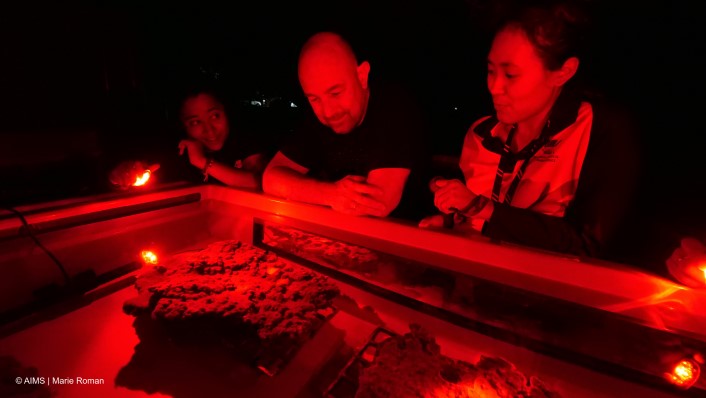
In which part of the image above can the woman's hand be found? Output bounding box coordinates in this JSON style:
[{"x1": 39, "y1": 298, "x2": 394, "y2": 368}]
[
  {"x1": 666, "y1": 237, "x2": 706, "y2": 288},
  {"x1": 431, "y1": 178, "x2": 477, "y2": 214},
  {"x1": 418, "y1": 214, "x2": 446, "y2": 229},
  {"x1": 178, "y1": 139, "x2": 207, "y2": 169}
]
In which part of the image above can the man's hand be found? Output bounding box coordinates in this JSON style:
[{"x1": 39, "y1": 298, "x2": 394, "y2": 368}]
[
  {"x1": 329, "y1": 175, "x2": 387, "y2": 216},
  {"x1": 431, "y1": 178, "x2": 477, "y2": 214},
  {"x1": 109, "y1": 160, "x2": 148, "y2": 190},
  {"x1": 178, "y1": 139, "x2": 207, "y2": 169},
  {"x1": 263, "y1": 153, "x2": 405, "y2": 218},
  {"x1": 666, "y1": 237, "x2": 706, "y2": 288}
]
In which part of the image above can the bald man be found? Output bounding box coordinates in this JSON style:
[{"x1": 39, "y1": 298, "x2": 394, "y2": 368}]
[{"x1": 263, "y1": 32, "x2": 429, "y2": 218}]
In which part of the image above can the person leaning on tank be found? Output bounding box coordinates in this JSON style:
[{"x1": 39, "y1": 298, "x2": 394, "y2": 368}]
[
  {"x1": 262, "y1": 32, "x2": 430, "y2": 220},
  {"x1": 419, "y1": 1, "x2": 639, "y2": 259},
  {"x1": 110, "y1": 83, "x2": 272, "y2": 191}
]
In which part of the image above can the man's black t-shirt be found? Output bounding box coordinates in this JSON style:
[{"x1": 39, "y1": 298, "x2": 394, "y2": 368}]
[{"x1": 280, "y1": 81, "x2": 432, "y2": 220}]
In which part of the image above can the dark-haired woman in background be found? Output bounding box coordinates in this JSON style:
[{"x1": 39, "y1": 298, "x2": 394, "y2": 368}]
[
  {"x1": 110, "y1": 85, "x2": 273, "y2": 190},
  {"x1": 421, "y1": 1, "x2": 639, "y2": 257}
]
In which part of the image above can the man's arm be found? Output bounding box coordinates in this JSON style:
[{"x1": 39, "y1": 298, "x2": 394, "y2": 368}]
[
  {"x1": 262, "y1": 151, "x2": 328, "y2": 202},
  {"x1": 263, "y1": 152, "x2": 389, "y2": 216},
  {"x1": 366, "y1": 168, "x2": 410, "y2": 217}
]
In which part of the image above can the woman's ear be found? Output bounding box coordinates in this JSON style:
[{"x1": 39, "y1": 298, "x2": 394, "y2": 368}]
[{"x1": 552, "y1": 57, "x2": 579, "y2": 86}]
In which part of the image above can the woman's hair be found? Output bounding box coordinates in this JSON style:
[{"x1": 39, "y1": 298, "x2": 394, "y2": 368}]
[
  {"x1": 495, "y1": 0, "x2": 591, "y2": 70},
  {"x1": 176, "y1": 80, "x2": 229, "y2": 115},
  {"x1": 161, "y1": 77, "x2": 234, "y2": 136}
]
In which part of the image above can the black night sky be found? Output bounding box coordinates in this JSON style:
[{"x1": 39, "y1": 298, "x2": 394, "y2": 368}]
[{"x1": 1, "y1": 0, "x2": 705, "y2": 269}]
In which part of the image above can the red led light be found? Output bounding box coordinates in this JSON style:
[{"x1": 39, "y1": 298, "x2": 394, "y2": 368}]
[
  {"x1": 133, "y1": 170, "x2": 151, "y2": 187},
  {"x1": 665, "y1": 359, "x2": 700, "y2": 389},
  {"x1": 141, "y1": 250, "x2": 158, "y2": 265}
]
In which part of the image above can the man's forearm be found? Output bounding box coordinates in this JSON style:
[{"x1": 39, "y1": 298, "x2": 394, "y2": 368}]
[
  {"x1": 262, "y1": 166, "x2": 335, "y2": 206},
  {"x1": 365, "y1": 168, "x2": 410, "y2": 217}
]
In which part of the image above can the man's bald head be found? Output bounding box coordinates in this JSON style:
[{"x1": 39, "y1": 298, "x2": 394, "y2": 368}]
[
  {"x1": 298, "y1": 32, "x2": 371, "y2": 134},
  {"x1": 298, "y1": 32, "x2": 359, "y2": 75}
]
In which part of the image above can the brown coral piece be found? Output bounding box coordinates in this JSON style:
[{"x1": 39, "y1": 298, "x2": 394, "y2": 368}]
[
  {"x1": 123, "y1": 241, "x2": 339, "y2": 352},
  {"x1": 355, "y1": 325, "x2": 561, "y2": 398},
  {"x1": 264, "y1": 226, "x2": 379, "y2": 272}
]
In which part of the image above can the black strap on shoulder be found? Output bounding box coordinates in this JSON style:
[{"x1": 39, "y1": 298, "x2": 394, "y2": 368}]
[{"x1": 477, "y1": 90, "x2": 583, "y2": 205}]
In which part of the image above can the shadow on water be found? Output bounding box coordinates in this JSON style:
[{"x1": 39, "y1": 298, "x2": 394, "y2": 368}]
[{"x1": 116, "y1": 316, "x2": 264, "y2": 398}]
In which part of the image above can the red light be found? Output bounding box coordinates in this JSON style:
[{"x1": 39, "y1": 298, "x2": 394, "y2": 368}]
[
  {"x1": 133, "y1": 170, "x2": 151, "y2": 187},
  {"x1": 141, "y1": 250, "x2": 158, "y2": 265},
  {"x1": 132, "y1": 164, "x2": 160, "y2": 187},
  {"x1": 665, "y1": 359, "x2": 700, "y2": 389},
  {"x1": 695, "y1": 353, "x2": 705, "y2": 364}
]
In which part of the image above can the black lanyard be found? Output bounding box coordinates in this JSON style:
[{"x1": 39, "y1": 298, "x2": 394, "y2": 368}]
[{"x1": 491, "y1": 124, "x2": 551, "y2": 205}]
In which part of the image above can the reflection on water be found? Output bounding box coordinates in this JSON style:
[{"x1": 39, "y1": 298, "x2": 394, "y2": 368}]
[{"x1": 260, "y1": 223, "x2": 706, "y2": 392}]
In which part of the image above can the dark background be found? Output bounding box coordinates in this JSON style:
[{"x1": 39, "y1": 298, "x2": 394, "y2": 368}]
[{"x1": 1, "y1": 0, "x2": 704, "y2": 271}]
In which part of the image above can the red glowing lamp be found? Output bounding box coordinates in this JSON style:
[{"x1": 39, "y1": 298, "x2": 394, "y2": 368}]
[
  {"x1": 133, "y1": 170, "x2": 152, "y2": 187},
  {"x1": 131, "y1": 163, "x2": 160, "y2": 187},
  {"x1": 141, "y1": 250, "x2": 159, "y2": 265},
  {"x1": 665, "y1": 359, "x2": 700, "y2": 389}
]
